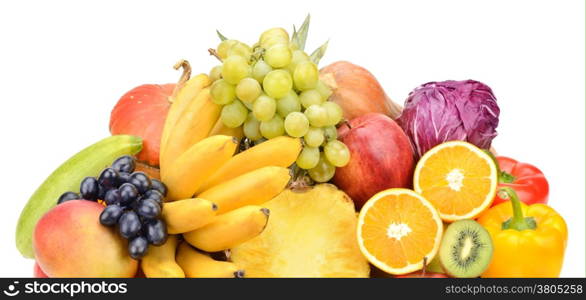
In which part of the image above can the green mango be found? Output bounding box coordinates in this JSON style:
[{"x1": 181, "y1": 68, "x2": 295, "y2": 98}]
[{"x1": 16, "y1": 135, "x2": 142, "y2": 258}]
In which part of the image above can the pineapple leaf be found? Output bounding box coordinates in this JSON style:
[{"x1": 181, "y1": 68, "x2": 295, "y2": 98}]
[
  {"x1": 216, "y1": 30, "x2": 228, "y2": 41},
  {"x1": 291, "y1": 14, "x2": 310, "y2": 51},
  {"x1": 310, "y1": 40, "x2": 329, "y2": 65}
]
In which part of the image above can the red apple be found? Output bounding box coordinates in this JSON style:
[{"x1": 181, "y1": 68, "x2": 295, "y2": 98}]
[
  {"x1": 33, "y1": 262, "x2": 48, "y2": 278},
  {"x1": 333, "y1": 113, "x2": 415, "y2": 209},
  {"x1": 110, "y1": 83, "x2": 174, "y2": 167}
]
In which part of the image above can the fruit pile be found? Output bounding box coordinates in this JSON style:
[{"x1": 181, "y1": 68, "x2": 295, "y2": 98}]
[
  {"x1": 16, "y1": 16, "x2": 568, "y2": 279},
  {"x1": 208, "y1": 24, "x2": 349, "y2": 183}
]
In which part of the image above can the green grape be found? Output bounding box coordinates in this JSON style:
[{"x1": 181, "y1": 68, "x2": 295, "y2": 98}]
[
  {"x1": 227, "y1": 42, "x2": 252, "y2": 61},
  {"x1": 284, "y1": 112, "x2": 309, "y2": 138},
  {"x1": 323, "y1": 125, "x2": 338, "y2": 142},
  {"x1": 324, "y1": 140, "x2": 350, "y2": 167},
  {"x1": 209, "y1": 65, "x2": 222, "y2": 82},
  {"x1": 315, "y1": 80, "x2": 333, "y2": 100},
  {"x1": 253, "y1": 94, "x2": 276, "y2": 122},
  {"x1": 261, "y1": 35, "x2": 289, "y2": 49},
  {"x1": 264, "y1": 43, "x2": 292, "y2": 68},
  {"x1": 276, "y1": 91, "x2": 301, "y2": 118},
  {"x1": 308, "y1": 153, "x2": 336, "y2": 183},
  {"x1": 217, "y1": 40, "x2": 238, "y2": 59},
  {"x1": 260, "y1": 28, "x2": 289, "y2": 48},
  {"x1": 243, "y1": 114, "x2": 262, "y2": 141},
  {"x1": 252, "y1": 60, "x2": 273, "y2": 83},
  {"x1": 260, "y1": 115, "x2": 285, "y2": 139},
  {"x1": 296, "y1": 146, "x2": 320, "y2": 169},
  {"x1": 221, "y1": 55, "x2": 250, "y2": 85},
  {"x1": 221, "y1": 100, "x2": 248, "y2": 128},
  {"x1": 303, "y1": 127, "x2": 324, "y2": 147},
  {"x1": 322, "y1": 101, "x2": 344, "y2": 126},
  {"x1": 304, "y1": 104, "x2": 328, "y2": 127},
  {"x1": 263, "y1": 70, "x2": 292, "y2": 99},
  {"x1": 236, "y1": 78, "x2": 262, "y2": 103},
  {"x1": 260, "y1": 28, "x2": 289, "y2": 44},
  {"x1": 299, "y1": 89, "x2": 323, "y2": 109},
  {"x1": 210, "y1": 79, "x2": 236, "y2": 105},
  {"x1": 293, "y1": 61, "x2": 319, "y2": 91},
  {"x1": 286, "y1": 50, "x2": 310, "y2": 73}
]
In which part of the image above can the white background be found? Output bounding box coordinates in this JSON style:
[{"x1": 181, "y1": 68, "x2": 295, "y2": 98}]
[{"x1": 0, "y1": 0, "x2": 584, "y2": 277}]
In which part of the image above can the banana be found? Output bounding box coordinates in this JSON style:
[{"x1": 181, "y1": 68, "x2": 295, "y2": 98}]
[
  {"x1": 197, "y1": 166, "x2": 291, "y2": 214},
  {"x1": 183, "y1": 205, "x2": 270, "y2": 252},
  {"x1": 176, "y1": 242, "x2": 244, "y2": 278},
  {"x1": 208, "y1": 117, "x2": 244, "y2": 140},
  {"x1": 160, "y1": 63, "x2": 211, "y2": 161},
  {"x1": 141, "y1": 235, "x2": 185, "y2": 278},
  {"x1": 196, "y1": 136, "x2": 300, "y2": 194},
  {"x1": 162, "y1": 198, "x2": 218, "y2": 234},
  {"x1": 160, "y1": 87, "x2": 221, "y2": 177},
  {"x1": 163, "y1": 135, "x2": 238, "y2": 201}
]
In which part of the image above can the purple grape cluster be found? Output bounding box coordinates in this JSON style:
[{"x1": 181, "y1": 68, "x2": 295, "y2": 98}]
[{"x1": 56, "y1": 155, "x2": 168, "y2": 259}]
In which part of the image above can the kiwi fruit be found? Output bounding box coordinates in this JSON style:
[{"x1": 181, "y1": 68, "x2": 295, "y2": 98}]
[{"x1": 438, "y1": 219, "x2": 493, "y2": 278}]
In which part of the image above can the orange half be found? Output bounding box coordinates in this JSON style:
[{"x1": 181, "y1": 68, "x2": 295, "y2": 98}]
[
  {"x1": 414, "y1": 141, "x2": 498, "y2": 221},
  {"x1": 357, "y1": 189, "x2": 443, "y2": 275}
]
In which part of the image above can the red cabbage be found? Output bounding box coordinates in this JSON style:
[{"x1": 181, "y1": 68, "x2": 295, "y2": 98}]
[{"x1": 397, "y1": 80, "x2": 500, "y2": 158}]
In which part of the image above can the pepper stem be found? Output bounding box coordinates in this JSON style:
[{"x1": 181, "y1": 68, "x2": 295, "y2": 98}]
[
  {"x1": 499, "y1": 171, "x2": 516, "y2": 184},
  {"x1": 482, "y1": 150, "x2": 516, "y2": 183},
  {"x1": 500, "y1": 187, "x2": 537, "y2": 231}
]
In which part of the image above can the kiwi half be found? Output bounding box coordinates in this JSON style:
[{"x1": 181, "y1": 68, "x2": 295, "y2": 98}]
[{"x1": 438, "y1": 219, "x2": 493, "y2": 278}]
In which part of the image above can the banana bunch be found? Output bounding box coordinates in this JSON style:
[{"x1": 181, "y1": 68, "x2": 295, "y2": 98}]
[
  {"x1": 159, "y1": 60, "x2": 244, "y2": 179},
  {"x1": 149, "y1": 63, "x2": 302, "y2": 277}
]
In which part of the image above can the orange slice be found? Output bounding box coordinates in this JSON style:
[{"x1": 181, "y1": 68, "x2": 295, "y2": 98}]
[
  {"x1": 414, "y1": 141, "x2": 498, "y2": 222},
  {"x1": 357, "y1": 188, "x2": 443, "y2": 275}
]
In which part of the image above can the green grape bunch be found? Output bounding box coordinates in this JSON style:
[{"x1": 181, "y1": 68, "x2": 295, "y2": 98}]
[{"x1": 208, "y1": 15, "x2": 350, "y2": 184}]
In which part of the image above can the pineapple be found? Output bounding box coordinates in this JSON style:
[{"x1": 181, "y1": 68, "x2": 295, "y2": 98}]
[{"x1": 231, "y1": 184, "x2": 370, "y2": 277}]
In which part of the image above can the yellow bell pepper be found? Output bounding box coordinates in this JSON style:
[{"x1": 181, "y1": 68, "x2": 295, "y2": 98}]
[{"x1": 477, "y1": 187, "x2": 567, "y2": 278}]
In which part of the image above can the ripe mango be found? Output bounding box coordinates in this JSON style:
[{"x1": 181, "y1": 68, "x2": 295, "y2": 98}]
[{"x1": 33, "y1": 200, "x2": 138, "y2": 277}]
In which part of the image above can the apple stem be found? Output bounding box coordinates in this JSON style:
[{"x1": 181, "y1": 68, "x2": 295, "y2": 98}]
[
  {"x1": 342, "y1": 119, "x2": 352, "y2": 130},
  {"x1": 208, "y1": 48, "x2": 223, "y2": 62},
  {"x1": 169, "y1": 60, "x2": 192, "y2": 103}
]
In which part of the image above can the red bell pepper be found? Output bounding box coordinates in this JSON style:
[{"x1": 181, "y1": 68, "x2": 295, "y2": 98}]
[{"x1": 491, "y1": 156, "x2": 549, "y2": 206}]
